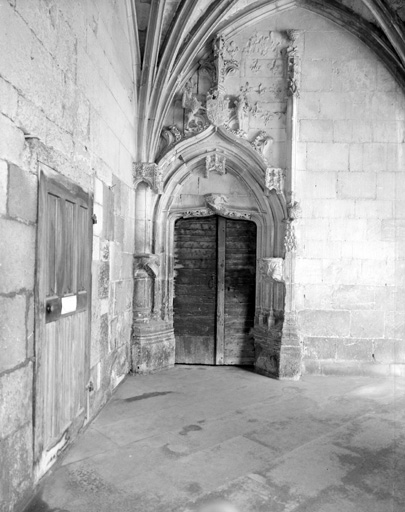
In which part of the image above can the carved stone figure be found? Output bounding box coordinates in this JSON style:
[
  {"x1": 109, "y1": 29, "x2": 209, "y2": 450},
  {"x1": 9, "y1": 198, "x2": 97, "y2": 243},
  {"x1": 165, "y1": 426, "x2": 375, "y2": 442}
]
[
  {"x1": 182, "y1": 80, "x2": 207, "y2": 134},
  {"x1": 234, "y1": 92, "x2": 249, "y2": 131}
]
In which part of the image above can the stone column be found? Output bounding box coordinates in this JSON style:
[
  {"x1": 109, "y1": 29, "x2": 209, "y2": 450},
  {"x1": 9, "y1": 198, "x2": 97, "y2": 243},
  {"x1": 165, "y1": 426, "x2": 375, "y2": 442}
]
[{"x1": 132, "y1": 164, "x2": 175, "y2": 373}]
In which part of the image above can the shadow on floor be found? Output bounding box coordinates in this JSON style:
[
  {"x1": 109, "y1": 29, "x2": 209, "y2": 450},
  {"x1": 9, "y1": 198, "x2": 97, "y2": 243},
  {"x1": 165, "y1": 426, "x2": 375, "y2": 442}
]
[{"x1": 25, "y1": 492, "x2": 70, "y2": 512}]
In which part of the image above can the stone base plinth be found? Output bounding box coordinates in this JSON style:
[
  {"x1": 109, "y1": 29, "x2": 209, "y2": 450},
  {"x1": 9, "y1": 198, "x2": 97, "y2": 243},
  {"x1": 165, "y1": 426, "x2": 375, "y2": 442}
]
[
  {"x1": 253, "y1": 326, "x2": 282, "y2": 379},
  {"x1": 132, "y1": 321, "x2": 175, "y2": 373},
  {"x1": 253, "y1": 311, "x2": 303, "y2": 380}
]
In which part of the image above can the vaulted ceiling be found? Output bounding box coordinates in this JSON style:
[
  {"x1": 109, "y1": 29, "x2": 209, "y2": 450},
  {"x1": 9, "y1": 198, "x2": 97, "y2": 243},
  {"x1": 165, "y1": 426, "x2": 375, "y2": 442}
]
[{"x1": 129, "y1": 0, "x2": 405, "y2": 161}]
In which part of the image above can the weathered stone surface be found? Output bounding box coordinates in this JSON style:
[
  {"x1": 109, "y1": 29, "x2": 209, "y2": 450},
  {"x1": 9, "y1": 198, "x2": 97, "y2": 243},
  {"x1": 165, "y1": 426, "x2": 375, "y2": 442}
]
[
  {"x1": 8, "y1": 165, "x2": 38, "y2": 223},
  {"x1": 304, "y1": 337, "x2": 337, "y2": 360},
  {"x1": 350, "y1": 310, "x2": 384, "y2": 338},
  {"x1": 332, "y1": 285, "x2": 375, "y2": 310},
  {"x1": 0, "y1": 218, "x2": 35, "y2": 294},
  {"x1": 298, "y1": 310, "x2": 350, "y2": 338},
  {"x1": 0, "y1": 295, "x2": 27, "y2": 373},
  {"x1": 0, "y1": 115, "x2": 25, "y2": 166},
  {"x1": 98, "y1": 261, "x2": 110, "y2": 299},
  {"x1": 0, "y1": 423, "x2": 33, "y2": 512},
  {"x1": 0, "y1": 364, "x2": 32, "y2": 439},
  {"x1": 336, "y1": 339, "x2": 373, "y2": 361},
  {"x1": 0, "y1": 160, "x2": 8, "y2": 215}
]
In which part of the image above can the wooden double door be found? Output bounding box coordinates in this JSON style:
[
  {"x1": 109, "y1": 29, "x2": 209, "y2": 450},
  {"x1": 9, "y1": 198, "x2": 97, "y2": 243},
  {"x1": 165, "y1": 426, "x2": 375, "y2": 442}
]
[{"x1": 173, "y1": 216, "x2": 256, "y2": 365}]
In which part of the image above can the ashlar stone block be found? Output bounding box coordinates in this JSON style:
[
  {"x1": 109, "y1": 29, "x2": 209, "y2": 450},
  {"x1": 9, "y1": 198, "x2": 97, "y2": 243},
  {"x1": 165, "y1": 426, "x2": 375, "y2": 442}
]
[
  {"x1": 8, "y1": 165, "x2": 38, "y2": 223},
  {"x1": 350, "y1": 310, "x2": 384, "y2": 338},
  {"x1": 0, "y1": 218, "x2": 35, "y2": 293},
  {"x1": 0, "y1": 364, "x2": 32, "y2": 439},
  {"x1": 0, "y1": 295, "x2": 27, "y2": 373},
  {"x1": 298, "y1": 310, "x2": 350, "y2": 337}
]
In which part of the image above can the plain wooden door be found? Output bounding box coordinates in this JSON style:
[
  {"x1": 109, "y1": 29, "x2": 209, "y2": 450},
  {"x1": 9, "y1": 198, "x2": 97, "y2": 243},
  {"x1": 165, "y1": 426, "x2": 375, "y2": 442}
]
[
  {"x1": 173, "y1": 217, "x2": 217, "y2": 364},
  {"x1": 35, "y1": 165, "x2": 92, "y2": 476},
  {"x1": 224, "y1": 218, "x2": 256, "y2": 365},
  {"x1": 173, "y1": 216, "x2": 256, "y2": 365}
]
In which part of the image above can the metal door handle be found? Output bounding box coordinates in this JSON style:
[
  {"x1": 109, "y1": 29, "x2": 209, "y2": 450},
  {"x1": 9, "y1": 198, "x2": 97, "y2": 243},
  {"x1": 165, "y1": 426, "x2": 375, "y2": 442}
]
[{"x1": 46, "y1": 304, "x2": 53, "y2": 314}]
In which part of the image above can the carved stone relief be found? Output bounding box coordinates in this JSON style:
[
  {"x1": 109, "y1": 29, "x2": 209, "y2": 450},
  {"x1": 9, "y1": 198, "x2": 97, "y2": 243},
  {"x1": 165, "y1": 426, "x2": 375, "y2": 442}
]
[
  {"x1": 284, "y1": 201, "x2": 301, "y2": 252},
  {"x1": 179, "y1": 194, "x2": 252, "y2": 221},
  {"x1": 205, "y1": 153, "x2": 226, "y2": 178},
  {"x1": 251, "y1": 131, "x2": 272, "y2": 154},
  {"x1": 265, "y1": 167, "x2": 285, "y2": 195},
  {"x1": 259, "y1": 257, "x2": 285, "y2": 282},
  {"x1": 182, "y1": 79, "x2": 208, "y2": 135},
  {"x1": 206, "y1": 88, "x2": 230, "y2": 127},
  {"x1": 133, "y1": 163, "x2": 163, "y2": 194}
]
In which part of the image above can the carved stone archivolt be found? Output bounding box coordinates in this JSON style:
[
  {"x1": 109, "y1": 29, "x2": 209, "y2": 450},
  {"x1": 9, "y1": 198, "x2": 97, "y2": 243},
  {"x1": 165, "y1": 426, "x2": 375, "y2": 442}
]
[
  {"x1": 259, "y1": 258, "x2": 285, "y2": 282},
  {"x1": 133, "y1": 163, "x2": 163, "y2": 194}
]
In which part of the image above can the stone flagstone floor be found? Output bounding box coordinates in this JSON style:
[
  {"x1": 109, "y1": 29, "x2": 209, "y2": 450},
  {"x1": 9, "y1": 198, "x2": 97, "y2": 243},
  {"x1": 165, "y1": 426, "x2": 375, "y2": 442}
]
[{"x1": 26, "y1": 365, "x2": 405, "y2": 512}]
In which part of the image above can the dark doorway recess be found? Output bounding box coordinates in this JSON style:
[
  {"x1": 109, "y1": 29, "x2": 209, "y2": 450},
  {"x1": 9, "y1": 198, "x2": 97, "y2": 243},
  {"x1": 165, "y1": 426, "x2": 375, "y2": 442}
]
[{"x1": 173, "y1": 216, "x2": 256, "y2": 365}]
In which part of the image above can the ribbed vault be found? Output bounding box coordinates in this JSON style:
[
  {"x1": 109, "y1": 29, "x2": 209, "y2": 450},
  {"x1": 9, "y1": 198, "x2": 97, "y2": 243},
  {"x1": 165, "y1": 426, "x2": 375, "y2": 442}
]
[{"x1": 131, "y1": 0, "x2": 405, "y2": 162}]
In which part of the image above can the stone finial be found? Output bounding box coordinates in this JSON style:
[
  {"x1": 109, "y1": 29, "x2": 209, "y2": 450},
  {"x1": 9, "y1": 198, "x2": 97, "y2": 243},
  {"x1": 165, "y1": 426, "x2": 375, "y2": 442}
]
[{"x1": 133, "y1": 163, "x2": 163, "y2": 194}]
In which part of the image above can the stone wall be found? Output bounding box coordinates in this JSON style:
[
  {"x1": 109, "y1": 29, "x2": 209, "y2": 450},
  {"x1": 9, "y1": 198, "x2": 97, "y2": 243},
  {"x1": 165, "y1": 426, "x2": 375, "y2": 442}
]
[
  {"x1": 0, "y1": 1, "x2": 136, "y2": 510},
  {"x1": 288, "y1": 11, "x2": 405, "y2": 374}
]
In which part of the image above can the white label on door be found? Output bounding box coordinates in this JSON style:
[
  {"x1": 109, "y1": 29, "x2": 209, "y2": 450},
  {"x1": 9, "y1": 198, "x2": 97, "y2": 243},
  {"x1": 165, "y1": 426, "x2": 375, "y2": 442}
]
[{"x1": 61, "y1": 295, "x2": 77, "y2": 315}]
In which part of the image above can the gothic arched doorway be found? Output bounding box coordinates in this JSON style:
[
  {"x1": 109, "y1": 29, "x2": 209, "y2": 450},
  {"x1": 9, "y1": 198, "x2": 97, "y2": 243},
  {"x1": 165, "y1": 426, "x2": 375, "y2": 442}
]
[{"x1": 173, "y1": 215, "x2": 257, "y2": 365}]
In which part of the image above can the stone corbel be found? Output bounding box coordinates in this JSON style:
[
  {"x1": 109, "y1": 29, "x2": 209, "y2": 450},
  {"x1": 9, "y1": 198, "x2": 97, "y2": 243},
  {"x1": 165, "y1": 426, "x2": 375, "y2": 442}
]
[
  {"x1": 133, "y1": 163, "x2": 163, "y2": 194},
  {"x1": 259, "y1": 258, "x2": 285, "y2": 282},
  {"x1": 134, "y1": 254, "x2": 160, "y2": 278}
]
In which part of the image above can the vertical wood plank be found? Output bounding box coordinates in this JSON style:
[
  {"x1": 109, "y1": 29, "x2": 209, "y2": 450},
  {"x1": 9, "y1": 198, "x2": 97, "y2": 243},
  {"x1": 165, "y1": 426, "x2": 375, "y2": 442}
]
[
  {"x1": 216, "y1": 216, "x2": 226, "y2": 365},
  {"x1": 47, "y1": 194, "x2": 57, "y2": 297},
  {"x1": 55, "y1": 197, "x2": 65, "y2": 296}
]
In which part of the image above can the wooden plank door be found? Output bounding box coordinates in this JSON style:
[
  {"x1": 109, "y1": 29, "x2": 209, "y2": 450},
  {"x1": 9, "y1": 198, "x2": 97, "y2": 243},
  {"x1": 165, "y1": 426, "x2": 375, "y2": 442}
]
[
  {"x1": 173, "y1": 217, "x2": 217, "y2": 364},
  {"x1": 35, "y1": 166, "x2": 92, "y2": 477},
  {"x1": 223, "y1": 218, "x2": 256, "y2": 365},
  {"x1": 173, "y1": 216, "x2": 256, "y2": 366}
]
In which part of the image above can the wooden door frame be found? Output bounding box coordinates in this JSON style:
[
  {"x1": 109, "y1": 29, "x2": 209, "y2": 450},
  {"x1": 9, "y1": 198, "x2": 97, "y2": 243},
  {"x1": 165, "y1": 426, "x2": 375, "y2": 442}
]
[{"x1": 34, "y1": 163, "x2": 93, "y2": 479}]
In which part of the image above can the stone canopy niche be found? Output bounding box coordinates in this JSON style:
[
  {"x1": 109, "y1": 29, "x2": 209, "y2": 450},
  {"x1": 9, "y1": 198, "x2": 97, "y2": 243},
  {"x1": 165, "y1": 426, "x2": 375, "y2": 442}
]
[{"x1": 132, "y1": 28, "x2": 302, "y2": 378}]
